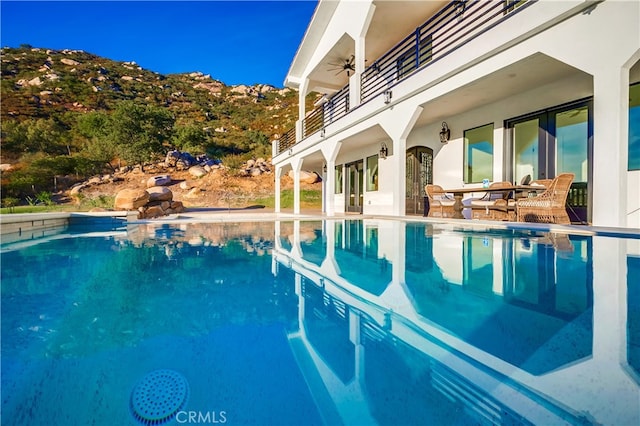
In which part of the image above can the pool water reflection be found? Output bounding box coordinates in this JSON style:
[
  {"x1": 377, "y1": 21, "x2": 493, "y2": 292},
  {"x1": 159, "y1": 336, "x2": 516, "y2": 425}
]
[
  {"x1": 275, "y1": 219, "x2": 639, "y2": 425},
  {"x1": 1, "y1": 219, "x2": 638, "y2": 425}
]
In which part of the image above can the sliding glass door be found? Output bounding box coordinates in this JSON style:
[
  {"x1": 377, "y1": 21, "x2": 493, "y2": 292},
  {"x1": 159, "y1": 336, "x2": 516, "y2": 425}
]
[
  {"x1": 507, "y1": 100, "x2": 592, "y2": 223},
  {"x1": 345, "y1": 160, "x2": 364, "y2": 213}
]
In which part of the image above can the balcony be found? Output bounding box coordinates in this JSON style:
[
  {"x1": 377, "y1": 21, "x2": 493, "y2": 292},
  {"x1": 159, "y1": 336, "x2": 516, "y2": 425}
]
[{"x1": 276, "y1": 0, "x2": 535, "y2": 156}]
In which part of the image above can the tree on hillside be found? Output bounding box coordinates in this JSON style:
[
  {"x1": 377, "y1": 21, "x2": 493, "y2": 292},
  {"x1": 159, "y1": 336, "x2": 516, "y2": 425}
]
[
  {"x1": 78, "y1": 112, "x2": 119, "y2": 171},
  {"x1": 172, "y1": 124, "x2": 208, "y2": 153},
  {"x1": 78, "y1": 101, "x2": 175, "y2": 170},
  {"x1": 1, "y1": 118, "x2": 69, "y2": 155},
  {"x1": 77, "y1": 111, "x2": 119, "y2": 171},
  {"x1": 244, "y1": 130, "x2": 271, "y2": 158},
  {"x1": 110, "y1": 101, "x2": 175, "y2": 168}
]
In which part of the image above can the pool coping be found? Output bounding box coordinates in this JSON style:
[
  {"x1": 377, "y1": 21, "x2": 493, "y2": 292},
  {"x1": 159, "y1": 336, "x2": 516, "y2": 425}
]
[
  {"x1": 1, "y1": 209, "x2": 639, "y2": 239},
  {"x1": 0, "y1": 211, "x2": 138, "y2": 236}
]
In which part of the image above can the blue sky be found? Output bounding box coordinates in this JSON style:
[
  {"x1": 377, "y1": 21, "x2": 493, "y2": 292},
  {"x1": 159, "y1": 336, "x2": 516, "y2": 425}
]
[{"x1": 0, "y1": 0, "x2": 317, "y2": 87}]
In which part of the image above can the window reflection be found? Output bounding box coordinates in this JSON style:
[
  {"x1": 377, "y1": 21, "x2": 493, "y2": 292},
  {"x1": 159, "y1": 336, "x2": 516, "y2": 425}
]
[{"x1": 334, "y1": 221, "x2": 392, "y2": 296}]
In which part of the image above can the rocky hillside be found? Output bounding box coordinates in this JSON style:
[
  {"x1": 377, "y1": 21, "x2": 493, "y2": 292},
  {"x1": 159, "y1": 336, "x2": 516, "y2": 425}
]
[
  {"x1": 0, "y1": 45, "x2": 320, "y2": 203},
  {"x1": 1, "y1": 45, "x2": 303, "y2": 148}
]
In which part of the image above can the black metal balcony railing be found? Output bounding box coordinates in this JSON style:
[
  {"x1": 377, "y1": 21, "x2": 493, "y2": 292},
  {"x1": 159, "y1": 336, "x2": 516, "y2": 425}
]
[
  {"x1": 361, "y1": 0, "x2": 532, "y2": 102},
  {"x1": 302, "y1": 85, "x2": 350, "y2": 138},
  {"x1": 278, "y1": 127, "x2": 296, "y2": 153},
  {"x1": 277, "y1": 0, "x2": 533, "y2": 155},
  {"x1": 322, "y1": 86, "x2": 350, "y2": 126}
]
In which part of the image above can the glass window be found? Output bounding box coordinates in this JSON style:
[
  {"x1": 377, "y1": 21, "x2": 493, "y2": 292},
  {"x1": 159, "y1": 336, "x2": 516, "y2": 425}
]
[
  {"x1": 366, "y1": 155, "x2": 379, "y2": 191},
  {"x1": 464, "y1": 123, "x2": 494, "y2": 183},
  {"x1": 556, "y1": 106, "x2": 588, "y2": 181},
  {"x1": 513, "y1": 118, "x2": 539, "y2": 184},
  {"x1": 335, "y1": 165, "x2": 343, "y2": 194},
  {"x1": 630, "y1": 83, "x2": 640, "y2": 171}
]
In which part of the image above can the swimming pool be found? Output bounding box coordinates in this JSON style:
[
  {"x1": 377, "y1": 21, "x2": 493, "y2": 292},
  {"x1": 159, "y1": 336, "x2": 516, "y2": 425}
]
[{"x1": 1, "y1": 218, "x2": 638, "y2": 425}]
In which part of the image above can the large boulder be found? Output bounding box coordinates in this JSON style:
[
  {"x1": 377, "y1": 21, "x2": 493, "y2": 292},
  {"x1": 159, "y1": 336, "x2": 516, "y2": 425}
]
[
  {"x1": 60, "y1": 58, "x2": 80, "y2": 66},
  {"x1": 142, "y1": 205, "x2": 165, "y2": 219},
  {"x1": 28, "y1": 77, "x2": 42, "y2": 86},
  {"x1": 179, "y1": 181, "x2": 194, "y2": 190},
  {"x1": 164, "y1": 150, "x2": 181, "y2": 167},
  {"x1": 288, "y1": 170, "x2": 321, "y2": 184},
  {"x1": 69, "y1": 184, "x2": 87, "y2": 196},
  {"x1": 147, "y1": 174, "x2": 172, "y2": 187},
  {"x1": 114, "y1": 188, "x2": 150, "y2": 210},
  {"x1": 185, "y1": 188, "x2": 201, "y2": 198},
  {"x1": 170, "y1": 201, "x2": 185, "y2": 212},
  {"x1": 147, "y1": 186, "x2": 173, "y2": 202},
  {"x1": 189, "y1": 166, "x2": 207, "y2": 178}
]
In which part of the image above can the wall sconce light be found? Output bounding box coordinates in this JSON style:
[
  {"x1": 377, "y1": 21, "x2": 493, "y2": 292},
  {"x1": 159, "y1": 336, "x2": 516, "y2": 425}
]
[
  {"x1": 323, "y1": 163, "x2": 327, "y2": 173},
  {"x1": 320, "y1": 128, "x2": 326, "y2": 138},
  {"x1": 439, "y1": 122, "x2": 450, "y2": 144},
  {"x1": 383, "y1": 90, "x2": 392, "y2": 104},
  {"x1": 379, "y1": 142, "x2": 388, "y2": 159},
  {"x1": 288, "y1": 148, "x2": 293, "y2": 155}
]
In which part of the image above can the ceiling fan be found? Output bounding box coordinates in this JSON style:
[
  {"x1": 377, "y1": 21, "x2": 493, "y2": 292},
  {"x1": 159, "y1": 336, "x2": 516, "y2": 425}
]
[{"x1": 328, "y1": 55, "x2": 355, "y2": 77}]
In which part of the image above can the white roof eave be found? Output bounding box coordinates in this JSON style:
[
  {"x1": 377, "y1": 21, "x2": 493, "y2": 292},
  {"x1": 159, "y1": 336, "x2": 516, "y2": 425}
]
[{"x1": 283, "y1": 0, "x2": 339, "y2": 90}]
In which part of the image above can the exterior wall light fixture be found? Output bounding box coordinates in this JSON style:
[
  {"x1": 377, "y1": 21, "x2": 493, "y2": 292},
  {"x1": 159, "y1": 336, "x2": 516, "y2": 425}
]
[
  {"x1": 380, "y1": 142, "x2": 389, "y2": 159},
  {"x1": 384, "y1": 90, "x2": 392, "y2": 104},
  {"x1": 323, "y1": 163, "x2": 327, "y2": 173},
  {"x1": 439, "y1": 122, "x2": 451, "y2": 144},
  {"x1": 321, "y1": 128, "x2": 326, "y2": 138}
]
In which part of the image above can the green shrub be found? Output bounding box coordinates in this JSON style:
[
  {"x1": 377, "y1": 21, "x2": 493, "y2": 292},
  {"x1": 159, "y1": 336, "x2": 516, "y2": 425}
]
[
  {"x1": 1, "y1": 197, "x2": 19, "y2": 213},
  {"x1": 220, "y1": 154, "x2": 246, "y2": 171}
]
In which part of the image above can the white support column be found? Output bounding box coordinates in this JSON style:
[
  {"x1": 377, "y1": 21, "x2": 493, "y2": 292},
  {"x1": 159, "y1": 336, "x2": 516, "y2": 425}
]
[
  {"x1": 324, "y1": 160, "x2": 334, "y2": 216},
  {"x1": 297, "y1": 79, "x2": 309, "y2": 142},
  {"x1": 274, "y1": 166, "x2": 282, "y2": 213},
  {"x1": 350, "y1": 2, "x2": 375, "y2": 111},
  {"x1": 349, "y1": 36, "x2": 362, "y2": 111},
  {"x1": 295, "y1": 120, "x2": 304, "y2": 143},
  {"x1": 592, "y1": 66, "x2": 629, "y2": 227},
  {"x1": 322, "y1": 141, "x2": 342, "y2": 217},
  {"x1": 380, "y1": 105, "x2": 423, "y2": 217},
  {"x1": 349, "y1": 73, "x2": 361, "y2": 111},
  {"x1": 322, "y1": 164, "x2": 327, "y2": 214},
  {"x1": 292, "y1": 157, "x2": 303, "y2": 215},
  {"x1": 391, "y1": 137, "x2": 407, "y2": 216}
]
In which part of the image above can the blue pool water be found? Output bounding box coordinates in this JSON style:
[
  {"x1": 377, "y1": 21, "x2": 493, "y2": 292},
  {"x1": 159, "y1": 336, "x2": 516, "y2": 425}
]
[{"x1": 1, "y1": 219, "x2": 639, "y2": 426}]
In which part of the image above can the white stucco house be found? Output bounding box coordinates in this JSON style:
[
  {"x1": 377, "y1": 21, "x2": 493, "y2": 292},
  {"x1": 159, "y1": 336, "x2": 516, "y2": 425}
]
[{"x1": 272, "y1": 0, "x2": 640, "y2": 230}]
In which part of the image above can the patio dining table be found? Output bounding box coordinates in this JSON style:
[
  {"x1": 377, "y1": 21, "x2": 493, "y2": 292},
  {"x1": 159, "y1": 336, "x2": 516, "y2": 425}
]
[{"x1": 442, "y1": 184, "x2": 546, "y2": 219}]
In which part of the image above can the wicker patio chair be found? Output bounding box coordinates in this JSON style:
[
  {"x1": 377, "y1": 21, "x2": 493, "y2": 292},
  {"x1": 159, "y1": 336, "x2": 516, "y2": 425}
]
[
  {"x1": 514, "y1": 176, "x2": 549, "y2": 200},
  {"x1": 470, "y1": 181, "x2": 514, "y2": 221},
  {"x1": 425, "y1": 184, "x2": 456, "y2": 218},
  {"x1": 516, "y1": 173, "x2": 574, "y2": 224},
  {"x1": 530, "y1": 179, "x2": 553, "y2": 187}
]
